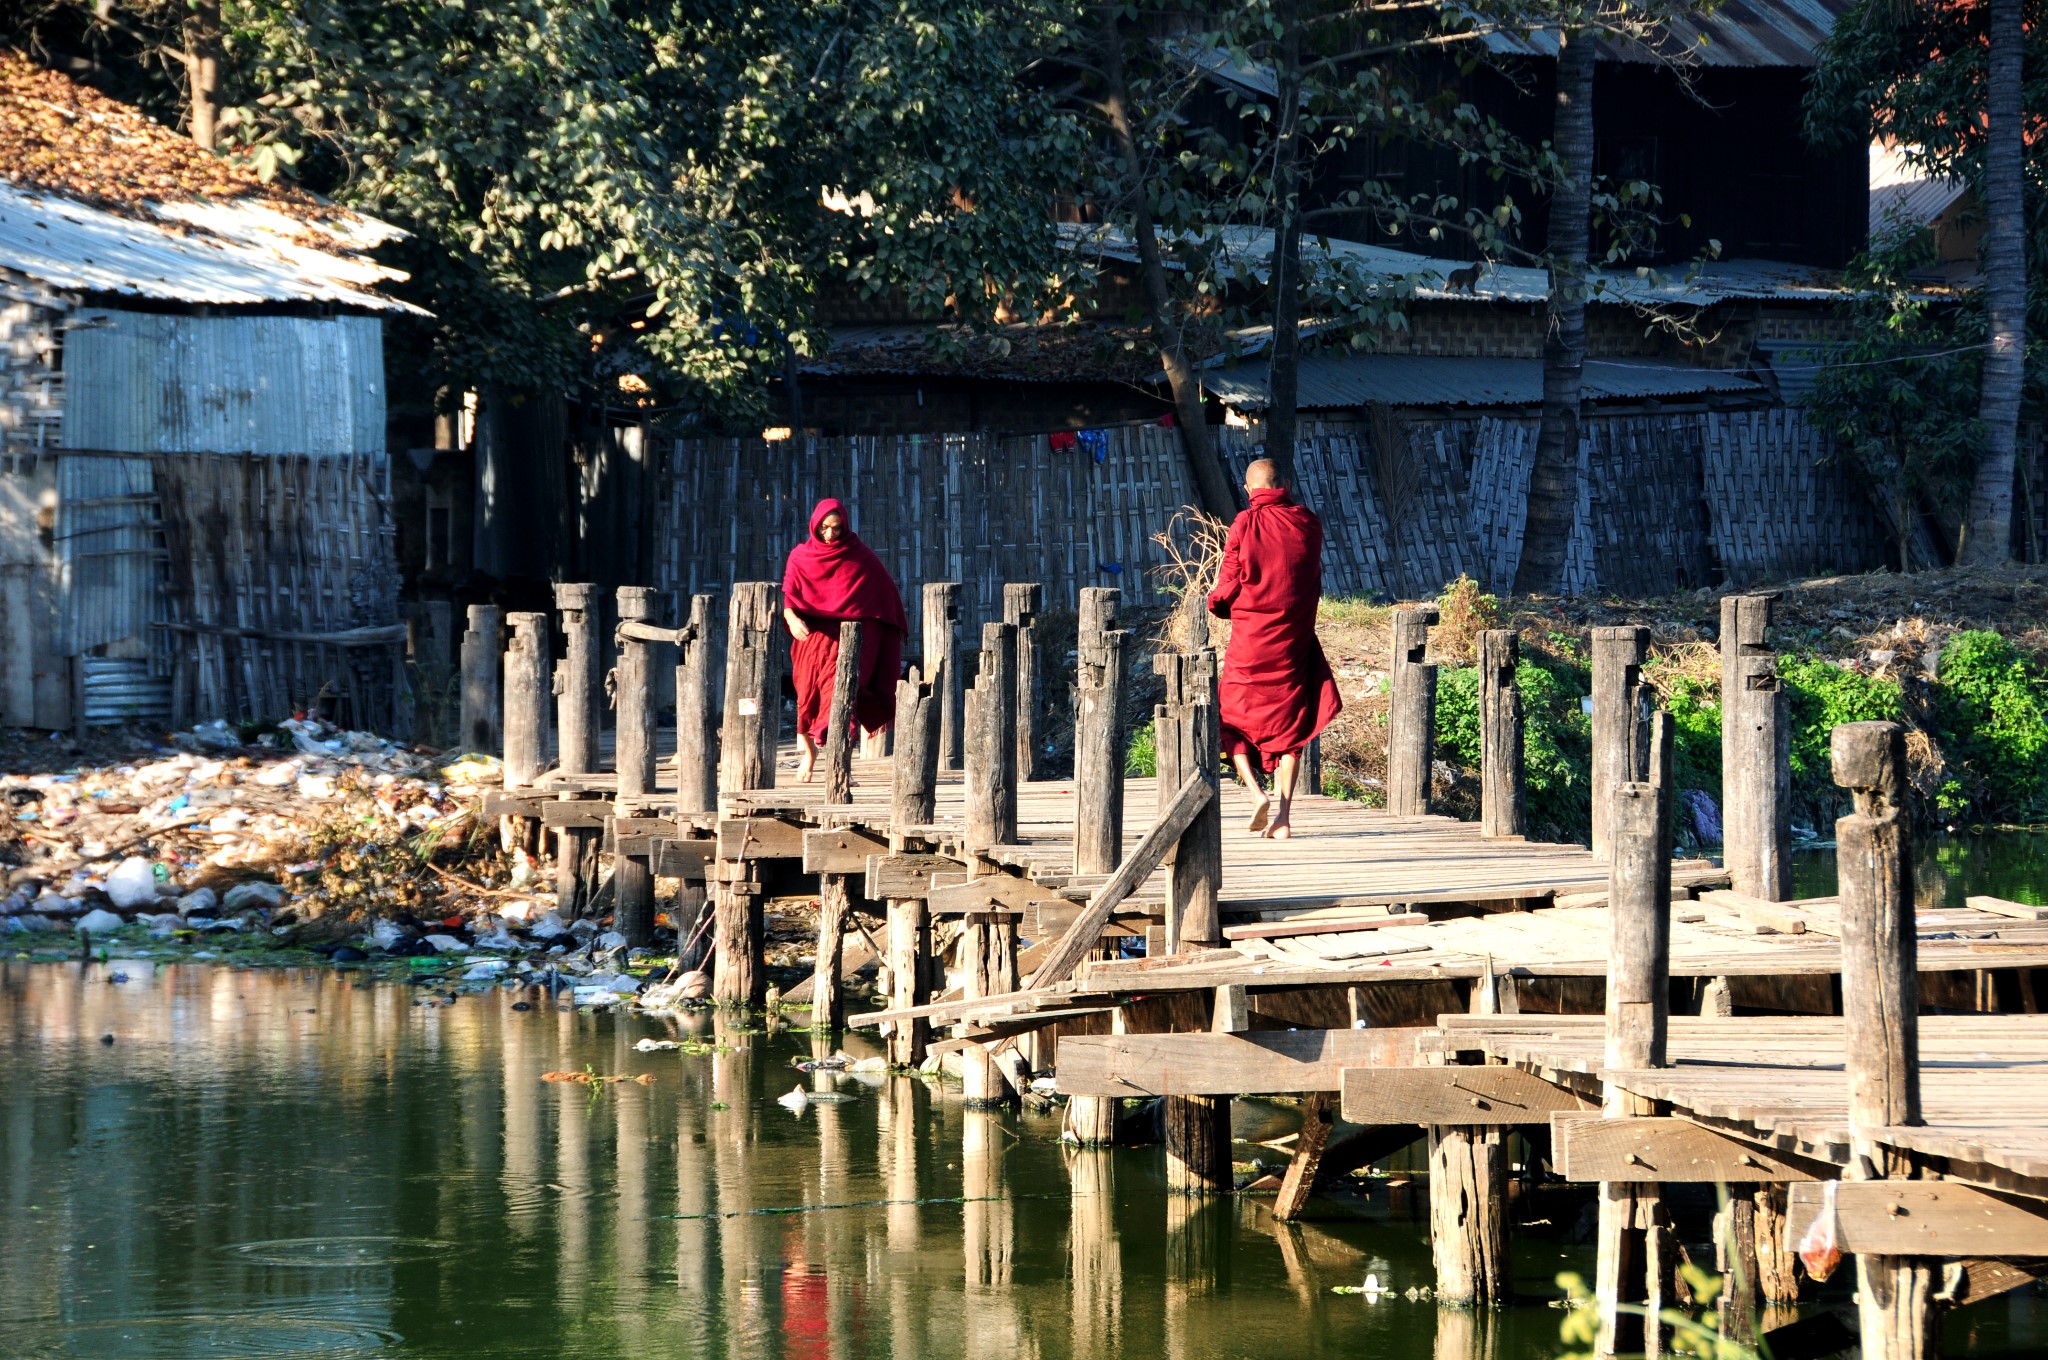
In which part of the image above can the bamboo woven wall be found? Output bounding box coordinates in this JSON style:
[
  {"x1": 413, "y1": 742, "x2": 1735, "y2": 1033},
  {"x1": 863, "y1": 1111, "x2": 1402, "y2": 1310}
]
[
  {"x1": 1701, "y1": 408, "x2": 1885, "y2": 584},
  {"x1": 659, "y1": 426, "x2": 1198, "y2": 621},
  {"x1": 154, "y1": 452, "x2": 402, "y2": 730}
]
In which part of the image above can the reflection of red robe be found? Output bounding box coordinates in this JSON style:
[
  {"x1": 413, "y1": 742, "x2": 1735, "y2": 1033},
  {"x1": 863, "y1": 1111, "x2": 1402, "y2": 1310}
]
[
  {"x1": 782, "y1": 498, "x2": 907, "y2": 743},
  {"x1": 1206, "y1": 487, "x2": 1342, "y2": 772}
]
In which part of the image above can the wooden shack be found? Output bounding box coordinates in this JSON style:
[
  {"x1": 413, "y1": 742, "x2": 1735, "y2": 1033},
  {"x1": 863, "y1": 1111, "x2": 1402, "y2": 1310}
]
[{"x1": 0, "y1": 54, "x2": 421, "y2": 730}]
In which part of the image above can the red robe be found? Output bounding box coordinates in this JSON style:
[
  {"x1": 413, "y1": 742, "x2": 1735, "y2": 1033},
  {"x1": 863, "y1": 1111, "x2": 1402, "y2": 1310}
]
[
  {"x1": 782, "y1": 498, "x2": 907, "y2": 743},
  {"x1": 1206, "y1": 486, "x2": 1342, "y2": 773}
]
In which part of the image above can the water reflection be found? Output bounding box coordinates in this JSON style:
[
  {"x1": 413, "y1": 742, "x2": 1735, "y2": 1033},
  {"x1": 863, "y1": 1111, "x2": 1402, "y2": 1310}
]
[
  {"x1": 12, "y1": 960, "x2": 2035, "y2": 1358},
  {"x1": 1792, "y1": 829, "x2": 2048, "y2": 906}
]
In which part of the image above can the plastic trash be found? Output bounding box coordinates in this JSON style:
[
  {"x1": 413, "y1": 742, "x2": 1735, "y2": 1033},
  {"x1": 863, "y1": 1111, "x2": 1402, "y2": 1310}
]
[
  {"x1": 634, "y1": 1038, "x2": 680, "y2": 1052},
  {"x1": 222, "y1": 882, "x2": 284, "y2": 913},
  {"x1": 76, "y1": 908, "x2": 125, "y2": 934},
  {"x1": 462, "y1": 960, "x2": 510, "y2": 981},
  {"x1": 423, "y1": 934, "x2": 470, "y2": 954},
  {"x1": 104, "y1": 857, "x2": 160, "y2": 910},
  {"x1": 778, "y1": 1086, "x2": 811, "y2": 1113},
  {"x1": 1796, "y1": 1181, "x2": 1843, "y2": 1282}
]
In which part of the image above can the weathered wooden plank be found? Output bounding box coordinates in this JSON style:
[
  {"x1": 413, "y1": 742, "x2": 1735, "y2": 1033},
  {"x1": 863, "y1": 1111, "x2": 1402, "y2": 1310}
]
[
  {"x1": 803, "y1": 825, "x2": 891, "y2": 875},
  {"x1": 1785, "y1": 1181, "x2": 2048, "y2": 1257},
  {"x1": 1551, "y1": 1112, "x2": 1823, "y2": 1183},
  {"x1": 1223, "y1": 913, "x2": 1428, "y2": 941},
  {"x1": 716, "y1": 816, "x2": 807, "y2": 861},
  {"x1": 1966, "y1": 895, "x2": 2048, "y2": 921},
  {"x1": 540, "y1": 800, "x2": 611, "y2": 830},
  {"x1": 865, "y1": 853, "x2": 958, "y2": 900},
  {"x1": 1340, "y1": 1065, "x2": 1595, "y2": 1125},
  {"x1": 1055, "y1": 1027, "x2": 1431, "y2": 1097},
  {"x1": 650, "y1": 837, "x2": 716, "y2": 877}
]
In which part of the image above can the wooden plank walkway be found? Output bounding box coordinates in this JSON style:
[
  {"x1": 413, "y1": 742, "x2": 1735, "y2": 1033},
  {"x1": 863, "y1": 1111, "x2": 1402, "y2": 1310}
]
[{"x1": 1434, "y1": 1013, "x2": 2048, "y2": 1192}]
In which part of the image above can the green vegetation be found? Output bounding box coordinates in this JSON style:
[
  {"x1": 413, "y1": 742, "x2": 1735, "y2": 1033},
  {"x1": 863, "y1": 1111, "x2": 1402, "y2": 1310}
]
[
  {"x1": 1125, "y1": 719, "x2": 1157, "y2": 778},
  {"x1": 1435, "y1": 657, "x2": 1592, "y2": 845},
  {"x1": 1932, "y1": 630, "x2": 2048, "y2": 821}
]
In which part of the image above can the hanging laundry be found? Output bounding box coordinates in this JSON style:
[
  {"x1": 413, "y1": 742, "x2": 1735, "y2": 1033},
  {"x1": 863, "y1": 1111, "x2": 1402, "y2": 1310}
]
[
  {"x1": 1076, "y1": 429, "x2": 1109, "y2": 464},
  {"x1": 1048, "y1": 430, "x2": 1079, "y2": 452}
]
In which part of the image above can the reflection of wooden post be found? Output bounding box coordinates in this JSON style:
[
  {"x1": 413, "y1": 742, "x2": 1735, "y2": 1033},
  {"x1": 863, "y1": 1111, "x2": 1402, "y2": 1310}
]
[
  {"x1": 1074, "y1": 588, "x2": 1127, "y2": 876},
  {"x1": 714, "y1": 583, "x2": 777, "y2": 1008},
  {"x1": 1594, "y1": 715, "x2": 1673, "y2": 1356},
  {"x1": 459, "y1": 604, "x2": 503, "y2": 754},
  {"x1": 502, "y1": 612, "x2": 549, "y2": 789},
  {"x1": 1164, "y1": 987, "x2": 1233, "y2": 1196},
  {"x1": 1722, "y1": 595, "x2": 1791, "y2": 900},
  {"x1": 1067, "y1": 1149, "x2": 1121, "y2": 1360},
  {"x1": 1388, "y1": 606, "x2": 1439, "y2": 816},
  {"x1": 1003, "y1": 583, "x2": 1042, "y2": 781},
  {"x1": 811, "y1": 622, "x2": 864, "y2": 1031},
  {"x1": 886, "y1": 667, "x2": 940, "y2": 1066},
  {"x1": 673, "y1": 593, "x2": 718, "y2": 816},
  {"x1": 923, "y1": 582, "x2": 962, "y2": 772},
  {"x1": 1478, "y1": 629, "x2": 1525, "y2": 839},
  {"x1": 613, "y1": 586, "x2": 661, "y2": 946},
  {"x1": 1833, "y1": 720, "x2": 1939, "y2": 1360},
  {"x1": 1590, "y1": 625, "x2": 1649, "y2": 861}
]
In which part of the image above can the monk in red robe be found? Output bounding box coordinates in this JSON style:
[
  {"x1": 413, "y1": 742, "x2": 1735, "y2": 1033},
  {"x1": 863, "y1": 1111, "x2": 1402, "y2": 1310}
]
[
  {"x1": 1206, "y1": 459, "x2": 1342, "y2": 839},
  {"x1": 782, "y1": 498, "x2": 907, "y2": 782}
]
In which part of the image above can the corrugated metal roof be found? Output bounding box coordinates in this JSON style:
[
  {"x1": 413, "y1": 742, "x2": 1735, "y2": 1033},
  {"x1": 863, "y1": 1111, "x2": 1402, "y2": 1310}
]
[
  {"x1": 61, "y1": 310, "x2": 387, "y2": 455},
  {"x1": 1200, "y1": 354, "x2": 1766, "y2": 410},
  {"x1": 1481, "y1": 0, "x2": 1857, "y2": 68},
  {"x1": 0, "y1": 182, "x2": 424, "y2": 312}
]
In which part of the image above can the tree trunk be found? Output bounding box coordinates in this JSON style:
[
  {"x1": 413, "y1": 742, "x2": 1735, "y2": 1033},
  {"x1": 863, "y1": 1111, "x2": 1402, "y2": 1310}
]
[
  {"x1": 1098, "y1": 9, "x2": 1239, "y2": 519},
  {"x1": 182, "y1": 1, "x2": 223, "y2": 151},
  {"x1": 1263, "y1": 0, "x2": 1306, "y2": 491},
  {"x1": 1516, "y1": 30, "x2": 1595, "y2": 594},
  {"x1": 1961, "y1": 0, "x2": 2026, "y2": 566}
]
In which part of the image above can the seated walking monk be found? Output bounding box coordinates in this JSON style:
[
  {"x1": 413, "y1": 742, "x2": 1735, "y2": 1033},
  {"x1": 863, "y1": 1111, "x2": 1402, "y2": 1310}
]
[
  {"x1": 781, "y1": 498, "x2": 907, "y2": 782},
  {"x1": 1205, "y1": 459, "x2": 1342, "y2": 839}
]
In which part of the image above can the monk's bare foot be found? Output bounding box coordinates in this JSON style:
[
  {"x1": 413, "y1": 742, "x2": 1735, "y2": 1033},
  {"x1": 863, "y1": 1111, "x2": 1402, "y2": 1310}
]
[
  {"x1": 1247, "y1": 797, "x2": 1271, "y2": 834},
  {"x1": 1267, "y1": 804, "x2": 1293, "y2": 840},
  {"x1": 796, "y1": 759, "x2": 816, "y2": 784}
]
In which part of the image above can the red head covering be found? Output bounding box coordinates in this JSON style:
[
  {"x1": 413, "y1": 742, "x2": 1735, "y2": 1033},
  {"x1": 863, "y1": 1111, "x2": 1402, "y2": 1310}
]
[{"x1": 781, "y1": 498, "x2": 908, "y2": 630}]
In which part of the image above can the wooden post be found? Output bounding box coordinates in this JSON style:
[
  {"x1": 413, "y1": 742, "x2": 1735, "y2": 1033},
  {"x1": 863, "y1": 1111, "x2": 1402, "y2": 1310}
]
[
  {"x1": 1590, "y1": 625, "x2": 1649, "y2": 861},
  {"x1": 811, "y1": 622, "x2": 864, "y2": 1031},
  {"x1": 714, "y1": 582, "x2": 778, "y2": 1008},
  {"x1": 673, "y1": 592, "x2": 718, "y2": 816},
  {"x1": 1165, "y1": 991, "x2": 1234, "y2": 1195},
  {"x1": 1074, "y1": 589, "x2": 1127, "y2": 876},
  {"x1": 1722, "y1": 595, "x2": 1791, "y2": 900},
  {"x1": 1429, "y1": 968, "x2": 1512, "y2": 1306},
  {"x1": 1478, "y1": 629, "x2": 1525, "y2": 839},
  {"x1": 1153, "y1": 650, "x2": 1221, "y2": 952},
  {"x1": 1388, "y1": 606, "x2": 1439, "y2": 817},
  {"x1": 1594, "y1": 714, "x2": 1673, "y2": 1356},
  {"x1": 965, "y1": 622, "x2": 1018, "y2": 852},
  {"x1": 886, "y1": 666, "x2": 940, "y2": 1067},
  {"x1": 553, "y1": 582, "x2": 601, "y2": 776},
  {"x1": 1004, "y1": 583, "x2": 1042, "y2": 781},
  {"x1": 922, "y1": 582, "x2": 963, "y2": 773},
  {"x1": 1833, "y1": 720, "x2": 1940, "y2": 1360},
  {"x1": 501, "y1": 611, "x2": 549, "y2": 789},
  {"x1": 717, "y1": 582, "x2": 779, "y2": 795},
  {"x1": 612, "y1": 586, "x2": 661, "y2": 947},
  {"x1": 459, "y1": 604, "x2": 503, "y2": 755},
  {"x1": 960, "y1": 904, "x2": 1019, "y2": 1106}
]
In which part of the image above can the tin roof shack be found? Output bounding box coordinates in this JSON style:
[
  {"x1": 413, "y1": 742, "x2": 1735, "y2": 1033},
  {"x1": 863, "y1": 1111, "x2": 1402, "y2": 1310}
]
[{"x1": 0, "y1": 53, "x2": 422, "y2": 732}]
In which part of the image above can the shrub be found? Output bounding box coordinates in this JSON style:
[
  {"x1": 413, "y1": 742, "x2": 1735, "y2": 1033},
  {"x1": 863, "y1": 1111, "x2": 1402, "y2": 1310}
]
[
  {"x1": 1436, "y1": 657, "x2": 1592, "y2": 845},
  {"x1": 1929, "y1": 630, "x2": 2048, "y2": 821},
  {"x1": 1778, "y1": 654, "x2": 1904, "y2": 821},
  {"x1": 1125, "y1": 719, "x2": 1156, "y2": 777}
]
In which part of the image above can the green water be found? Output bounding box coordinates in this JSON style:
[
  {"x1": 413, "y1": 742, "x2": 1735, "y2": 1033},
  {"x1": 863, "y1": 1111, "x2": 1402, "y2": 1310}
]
[
  {"x1": 5, "y1": 946, "x2": 2048, "y2": 1357},
  {"x1": 1792, "y1": 830, "x2": 2048, "y2": 905}
]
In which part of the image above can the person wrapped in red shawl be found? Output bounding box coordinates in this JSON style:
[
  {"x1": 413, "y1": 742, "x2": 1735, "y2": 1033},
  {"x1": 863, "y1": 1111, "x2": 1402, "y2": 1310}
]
[
  {"x1": 781, "y1": 498, "x2": 907, "y2": 782},
  {"x1": 1206, "y1": 459, "x2": 1342, "y2": 839}
]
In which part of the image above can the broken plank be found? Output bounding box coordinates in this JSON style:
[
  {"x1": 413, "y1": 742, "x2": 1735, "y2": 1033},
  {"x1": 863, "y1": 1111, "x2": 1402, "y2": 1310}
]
[{"x1": 1966, "y1": 895, "x2": 2048, "y2": 921}]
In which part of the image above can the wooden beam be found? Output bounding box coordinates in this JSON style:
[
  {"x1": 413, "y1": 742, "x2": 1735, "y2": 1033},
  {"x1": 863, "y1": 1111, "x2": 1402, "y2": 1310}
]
[
  {"x1": 865, "y1": 853, "x2": 957, "y2": 900},
  {"x1": 1966, "y1": 895, "x2": 2048, "y2": 921},
  {"x1": 928, "y1": 873, "x2": 1066, "y2": 918},
  {"x1": 1026, "y1": 770, "x2": 1214, "y2": 989},
  {"x1": 1056, "y1": 1027, "x2": 1428, "y2": 1097},
  {"x1": 1341, "y1": 1065, "x2": 1594, "y2": 1125},
  {"x1": 1222, "y1": 913, "x2": 1427, "y2": 941},
  {"x1": 716, "y1": 816, "x2": 806, "y2": 861},
  {"x1": 1786, "y1": 1181, "x2": 2048, "y2": 1257},
  {"x1": 1273, "y1": 1091, "x2": 1335, "y2": 1221},
  {"x1": 649, "y1": 838, "x2": 716, "y2": 877},
  {"x1": 803, "y1": 825, "x2": 891, "y2": 875},
  {"x1": 1551, "y1": 1112, "x2": 1823, "y2": 1183}
]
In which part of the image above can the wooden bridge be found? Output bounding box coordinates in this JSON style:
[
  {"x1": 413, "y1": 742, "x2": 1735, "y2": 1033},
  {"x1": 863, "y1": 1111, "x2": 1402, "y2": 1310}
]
[{"x1": 464, "y1": 580, "x2": 2048, "y2": 1360}]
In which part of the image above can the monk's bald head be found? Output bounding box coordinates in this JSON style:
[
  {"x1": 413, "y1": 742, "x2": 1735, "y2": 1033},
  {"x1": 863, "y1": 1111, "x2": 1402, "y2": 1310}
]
[{"x1": 1245, "y1": 459, "x2": 1281, "y2": 490}]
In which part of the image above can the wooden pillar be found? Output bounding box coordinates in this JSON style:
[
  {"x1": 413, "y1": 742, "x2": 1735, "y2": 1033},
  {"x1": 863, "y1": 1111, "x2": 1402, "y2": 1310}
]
[
  {"x1": 1165, "y1": 988, "x2": 1234, "y2": 1195},
  {"x1": 1833, "y1": 720, "x2": 1940, "y2": 1360},
  {"x1": 960, "y1": 905, "x2": 1018, "y2": 1106},
  {"x1": 1388, "y1": 606, "x2": 1439, "y2": 817},
  {"x1": 553, "y1": 582, "x2": 601, "y2": 776},
  {"x1": 1722, "y1": 594, "x2": 1791, "y2": 900},
  {"x1": 811, "y1": 622, "x2": 864, "y2": 1032},
  {"x1": 923, "y1": 582, "x2": 962, "y2": 773},
  {"x1": 886, "y1": 665, "x2": 940, "y2": 1067},
  {"x1": 612, "y1": 586, "x2": 661, "y2": 947},
  {"x1": 1074, "y1": 587, "x2": 1127, "y2": 877},
  {"x1": 1478, "y1": 629, "x2": 1525, "y2": 839},
  {"x1": 1594, "y1": 714, "x2": 1673, "y2": 1356},
  {"x1": 459, "y1": 604, "x2": 503, "y2": 755},
  {"x1": 1590, "y1": 625, "x2": 1649, "y2": 861},
  {"x1": 714, "y1": 582, "x2": 778, "y2": 1008},
  {"x1": 1004, "y1": 583, "x2": 1042, "y2": 781},
  {"x1": 1430, "y1": 965, "x2": 1513, "y2": 1307},
  {"x1": 965, "y1": 622, "x2": 1018, "y2": 851},
  {"x1": 502, "y1": 611, "x2": 549, "y2": 789},
  {"x1": 673, "y1": 592, "x2": 718, "y2": 816},
  {"x1": 1154, "y1": 649, "x2": 1221, "y2": 952}
]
